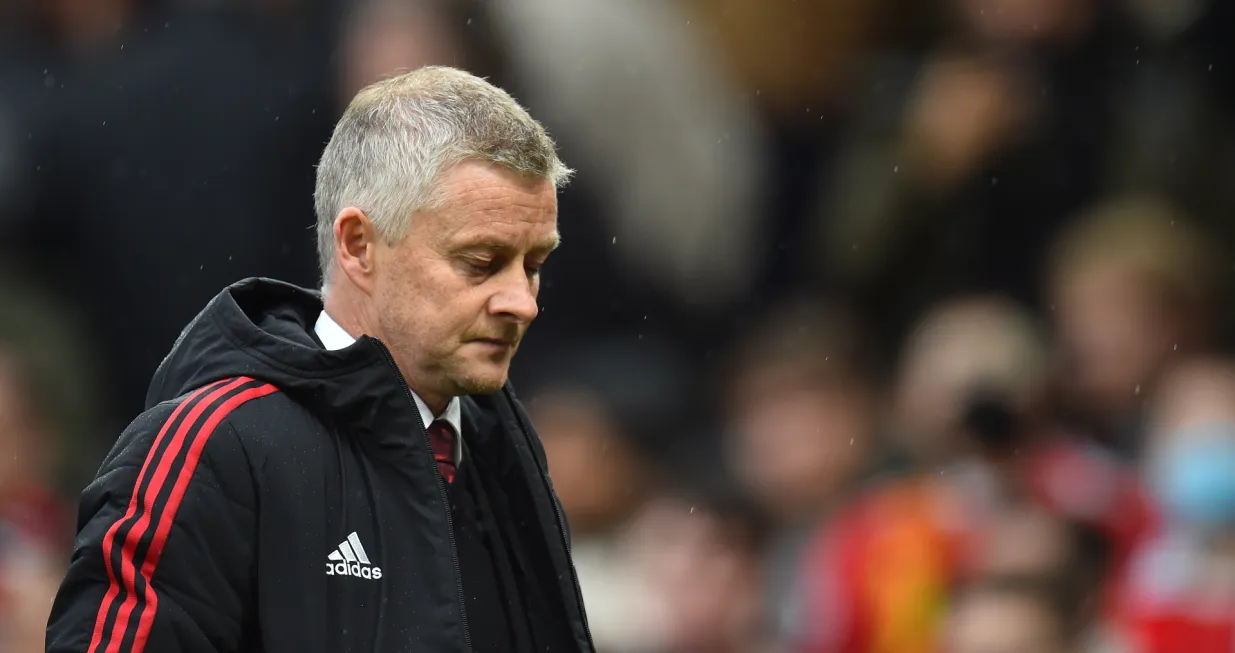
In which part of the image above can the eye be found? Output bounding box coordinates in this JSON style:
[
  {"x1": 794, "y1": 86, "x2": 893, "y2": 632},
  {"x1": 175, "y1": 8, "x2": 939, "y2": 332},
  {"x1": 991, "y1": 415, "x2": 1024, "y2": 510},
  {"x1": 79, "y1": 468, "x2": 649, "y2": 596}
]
[{"x1": 461, "y1": 258, "x2": 495, "y2": 277}]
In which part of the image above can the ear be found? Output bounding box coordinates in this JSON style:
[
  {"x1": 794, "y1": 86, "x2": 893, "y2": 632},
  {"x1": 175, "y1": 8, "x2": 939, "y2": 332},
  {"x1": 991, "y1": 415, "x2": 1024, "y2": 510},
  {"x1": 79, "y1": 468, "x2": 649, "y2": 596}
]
[{"x1": 334, "y1": 207, "x2": 379, "y2": 294}]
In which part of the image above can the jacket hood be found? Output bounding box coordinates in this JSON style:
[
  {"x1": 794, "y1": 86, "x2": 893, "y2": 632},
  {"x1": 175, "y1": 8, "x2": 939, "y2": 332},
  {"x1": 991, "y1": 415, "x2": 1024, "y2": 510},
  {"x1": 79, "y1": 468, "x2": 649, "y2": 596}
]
[{"x1": 147, "y1": 278, "x2": 409, "y2": 433}]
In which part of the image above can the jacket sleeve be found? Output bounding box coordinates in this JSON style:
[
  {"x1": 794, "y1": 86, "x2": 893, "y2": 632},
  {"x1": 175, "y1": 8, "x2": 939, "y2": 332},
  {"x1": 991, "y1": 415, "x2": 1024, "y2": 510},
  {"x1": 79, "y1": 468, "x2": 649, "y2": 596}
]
[{"x1": 46, "y1": 379, "x2": 272, "y2": 653}]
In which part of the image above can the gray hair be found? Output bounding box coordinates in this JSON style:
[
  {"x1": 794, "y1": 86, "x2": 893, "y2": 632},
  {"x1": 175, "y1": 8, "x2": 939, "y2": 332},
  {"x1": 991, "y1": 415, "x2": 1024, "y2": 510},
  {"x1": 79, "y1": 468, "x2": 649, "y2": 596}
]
[{"x1": 313, "y1": 66, "x2": 572, "y2": 282}]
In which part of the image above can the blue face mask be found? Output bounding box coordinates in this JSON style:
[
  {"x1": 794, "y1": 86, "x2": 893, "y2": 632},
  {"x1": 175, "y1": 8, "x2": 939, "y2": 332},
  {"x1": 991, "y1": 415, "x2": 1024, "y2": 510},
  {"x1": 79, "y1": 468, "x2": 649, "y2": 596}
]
[{"x1": 1152, "y1": 423, "x2": 1235, "y2": 531}]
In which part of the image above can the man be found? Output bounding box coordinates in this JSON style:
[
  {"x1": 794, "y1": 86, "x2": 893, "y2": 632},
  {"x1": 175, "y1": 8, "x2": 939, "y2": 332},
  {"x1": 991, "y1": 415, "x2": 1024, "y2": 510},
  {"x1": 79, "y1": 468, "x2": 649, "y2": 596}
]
[{"x1": 45, "y1": 66, "x2": 594, "y2": 653}]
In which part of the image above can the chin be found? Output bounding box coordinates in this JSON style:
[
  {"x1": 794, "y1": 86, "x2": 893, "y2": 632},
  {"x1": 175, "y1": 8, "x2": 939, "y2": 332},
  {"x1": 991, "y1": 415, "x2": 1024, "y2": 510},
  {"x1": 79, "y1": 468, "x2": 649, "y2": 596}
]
[{"x1": 454, "y1": 365, "x2": 510, "y2": 396}]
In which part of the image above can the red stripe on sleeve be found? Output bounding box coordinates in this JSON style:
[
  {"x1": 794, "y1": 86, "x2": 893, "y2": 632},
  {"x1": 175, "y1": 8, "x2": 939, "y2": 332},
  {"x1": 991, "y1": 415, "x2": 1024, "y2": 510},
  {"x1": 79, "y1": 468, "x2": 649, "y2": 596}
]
[
  {"x1": 102, "y1": 377, "x2": 256, "y2": 653},
  {"x1": 128, "y1": 382, "x2": 278, "y2": 653},
  {"x1": 87, "y1": 379, "x2": 229, "y2": 653}
]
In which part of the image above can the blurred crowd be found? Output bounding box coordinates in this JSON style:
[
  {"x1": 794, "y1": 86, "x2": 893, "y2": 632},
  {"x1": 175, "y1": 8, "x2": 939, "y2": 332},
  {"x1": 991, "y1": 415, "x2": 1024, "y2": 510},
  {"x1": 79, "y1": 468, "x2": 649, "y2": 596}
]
[{"x1": 3, "y1": 0, "x2": 1235, "y2": 651}]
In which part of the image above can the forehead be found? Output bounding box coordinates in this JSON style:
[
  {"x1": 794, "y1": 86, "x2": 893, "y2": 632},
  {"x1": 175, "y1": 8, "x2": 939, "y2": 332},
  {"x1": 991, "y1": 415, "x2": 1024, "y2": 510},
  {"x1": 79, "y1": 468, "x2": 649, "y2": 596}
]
[{"x1": 426, "y1": 161, "x2": 559, "y2": 247}]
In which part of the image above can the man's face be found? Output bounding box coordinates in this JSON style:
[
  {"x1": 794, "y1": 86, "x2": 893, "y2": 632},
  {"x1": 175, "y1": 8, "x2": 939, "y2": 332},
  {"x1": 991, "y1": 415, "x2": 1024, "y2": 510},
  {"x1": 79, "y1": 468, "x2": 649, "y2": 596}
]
[
  {"x1": 1054, "y1": 263, "x2": 1173, "y2": 418},
  {"x1": 730, "y1": 383, "x2": 872, "y2": 522},
  {"x1": 372, "y1": 160, "x2": 559, "y2": 401}
]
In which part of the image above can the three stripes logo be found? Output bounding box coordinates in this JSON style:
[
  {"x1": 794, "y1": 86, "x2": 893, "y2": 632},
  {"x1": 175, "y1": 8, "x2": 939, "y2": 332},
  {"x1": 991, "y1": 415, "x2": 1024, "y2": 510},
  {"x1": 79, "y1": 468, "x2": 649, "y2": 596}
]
[
  {"x1": 326, "y1": 532, "x2": 383, "y2": 580},
  {"x1": 87, "y1": 376, "x2": 279, "y2": 653}
]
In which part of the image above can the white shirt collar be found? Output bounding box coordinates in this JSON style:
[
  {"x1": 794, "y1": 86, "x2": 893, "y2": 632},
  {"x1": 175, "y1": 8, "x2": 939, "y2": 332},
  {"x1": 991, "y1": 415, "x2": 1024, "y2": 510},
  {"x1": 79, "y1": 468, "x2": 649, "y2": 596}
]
[{"x1": 314, "y1": 311, "x2": 464, "y2": 456}]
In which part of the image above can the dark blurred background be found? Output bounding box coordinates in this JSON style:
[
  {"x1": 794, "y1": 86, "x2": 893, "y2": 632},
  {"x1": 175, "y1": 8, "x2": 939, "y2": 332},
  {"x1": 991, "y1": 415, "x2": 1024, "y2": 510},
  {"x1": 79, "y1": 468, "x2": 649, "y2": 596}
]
[{"x1": 3, "y1": 0, "x2": 1235, "y2": 651}]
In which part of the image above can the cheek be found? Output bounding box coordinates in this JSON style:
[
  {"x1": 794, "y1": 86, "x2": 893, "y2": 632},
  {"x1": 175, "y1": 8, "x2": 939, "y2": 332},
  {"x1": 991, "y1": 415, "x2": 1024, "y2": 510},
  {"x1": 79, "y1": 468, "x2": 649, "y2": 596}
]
[{"x1": 382, "y1": 260, "x2": 449, "y2": 316}]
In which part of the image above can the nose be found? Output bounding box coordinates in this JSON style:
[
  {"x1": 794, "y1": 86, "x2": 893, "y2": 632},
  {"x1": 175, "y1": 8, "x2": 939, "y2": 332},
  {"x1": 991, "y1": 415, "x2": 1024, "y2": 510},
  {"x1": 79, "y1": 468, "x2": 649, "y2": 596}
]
[{"x1": 488, "y1": 273, "x2": 539, "y2": 324}]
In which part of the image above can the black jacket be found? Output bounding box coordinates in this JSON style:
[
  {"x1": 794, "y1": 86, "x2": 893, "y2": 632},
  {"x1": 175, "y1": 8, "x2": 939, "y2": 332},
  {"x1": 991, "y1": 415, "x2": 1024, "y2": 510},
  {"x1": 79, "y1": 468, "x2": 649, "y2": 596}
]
[{"x1": 45, "y1": 278, "x2": 594, "y2": 653}]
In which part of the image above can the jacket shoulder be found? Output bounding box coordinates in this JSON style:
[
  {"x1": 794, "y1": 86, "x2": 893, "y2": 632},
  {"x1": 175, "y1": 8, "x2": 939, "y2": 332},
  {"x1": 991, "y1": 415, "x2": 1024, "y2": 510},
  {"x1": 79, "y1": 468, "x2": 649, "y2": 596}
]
[
  {"x1": 83, "y1": 377, "x2": 281, "y2": 533},
  {"x1": 104, "y1": 378, "x2": 277, "y2": 469}
]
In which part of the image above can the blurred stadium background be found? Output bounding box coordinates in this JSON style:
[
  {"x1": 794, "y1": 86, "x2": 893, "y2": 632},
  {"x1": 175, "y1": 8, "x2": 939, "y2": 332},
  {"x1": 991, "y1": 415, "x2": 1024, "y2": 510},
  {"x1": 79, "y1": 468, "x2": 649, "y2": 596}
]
[{"x1": 3, "y1": 0, "x2": 1235, "y2": 651}]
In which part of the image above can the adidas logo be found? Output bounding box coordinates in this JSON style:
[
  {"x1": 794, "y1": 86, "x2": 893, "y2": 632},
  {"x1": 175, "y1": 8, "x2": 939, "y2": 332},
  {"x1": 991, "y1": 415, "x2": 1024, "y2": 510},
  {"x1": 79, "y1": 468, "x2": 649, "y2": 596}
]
[{"x1": 326, "y1": 532, "x2": 383, "y2": 580}]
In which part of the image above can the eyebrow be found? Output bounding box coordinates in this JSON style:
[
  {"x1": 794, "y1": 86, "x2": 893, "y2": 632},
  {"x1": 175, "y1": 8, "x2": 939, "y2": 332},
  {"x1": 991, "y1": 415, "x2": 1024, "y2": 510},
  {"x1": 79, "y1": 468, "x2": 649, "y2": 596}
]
[{"x1": 461, "y1": 231, "x2": 561, "y2": 254}]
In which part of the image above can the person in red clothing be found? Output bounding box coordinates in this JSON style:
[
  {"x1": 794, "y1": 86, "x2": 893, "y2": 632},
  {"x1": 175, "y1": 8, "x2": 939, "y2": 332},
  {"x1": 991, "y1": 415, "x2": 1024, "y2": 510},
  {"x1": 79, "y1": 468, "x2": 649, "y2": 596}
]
[
  {"x1": 792, "y1": 296, "x2": 1153, "y2": 653},
  {"x1": 795, "y1": 452, "x2": 1147, "y2": 653},
  {"x1": 1115, "y1": 357, "x2": 1235, "y2": 653}
]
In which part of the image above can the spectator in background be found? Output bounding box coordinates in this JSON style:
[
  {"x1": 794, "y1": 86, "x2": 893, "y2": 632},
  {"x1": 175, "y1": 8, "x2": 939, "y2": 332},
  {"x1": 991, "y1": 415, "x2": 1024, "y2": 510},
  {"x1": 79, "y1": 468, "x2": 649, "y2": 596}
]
[
  {"x1": 682, "y1": 0, "x2": 896, "y2": 303},
  {"x1": 0, "y1": 275, "x2": 101, "y2": 653},
  {"x1": 621, "y1": 490, "x2": 768, "y2": 653},
  {"x1": 0, "y1": 351, "x2": 67, "y2": 653},
  {"x1": 814, "y1": 0, "x2": 1114, "y2": 343},
  {"x1": 719, "y1": 299, "x2": 878, "y2": 649},
  {"x1": 793, "y1": 295, "x2": 1051, "y2": 653},
  {"x1": 1116, "y1": 357, "x2": 1235, "y2": 653},
  {"x1": 943, "y1": 576, "x2": 1080, "y2": 653},
  {"x1": 977, "y1": 506, "x2": 1128, "y2": 652},
  {"x1": 1047, "y1": 196, "x2": 1221, "y2": 458},
  {"x1": 979, "y1": 505, "x2": 1086, "y2": 585},
  {"x1": 794, "y1": 294, "x2": 1149, "y2": 653},
  {"x1": 524, "y1": 338, "x2": 688, "y2": 653}
]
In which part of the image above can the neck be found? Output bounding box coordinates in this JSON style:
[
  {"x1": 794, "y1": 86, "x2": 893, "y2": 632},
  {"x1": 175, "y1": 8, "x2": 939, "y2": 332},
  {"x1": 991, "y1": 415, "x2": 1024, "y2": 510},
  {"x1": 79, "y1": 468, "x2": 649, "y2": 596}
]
[
  {"x1": 322, "y1": 280, "x2": 452, "y2": 414},
  {"x1": 321, "y1": 283, "x2": 375, "y2": 343}
]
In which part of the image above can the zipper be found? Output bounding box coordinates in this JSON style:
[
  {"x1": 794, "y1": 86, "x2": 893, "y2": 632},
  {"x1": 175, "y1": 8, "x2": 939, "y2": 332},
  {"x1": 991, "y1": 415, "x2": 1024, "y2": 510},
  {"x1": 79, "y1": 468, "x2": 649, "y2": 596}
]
[
  {"x1": 503, "y1": 388, "x2": 597, "y2": 652},
  {"x1": 376, "y1": 342, "x2": 473, "y2": 653}
]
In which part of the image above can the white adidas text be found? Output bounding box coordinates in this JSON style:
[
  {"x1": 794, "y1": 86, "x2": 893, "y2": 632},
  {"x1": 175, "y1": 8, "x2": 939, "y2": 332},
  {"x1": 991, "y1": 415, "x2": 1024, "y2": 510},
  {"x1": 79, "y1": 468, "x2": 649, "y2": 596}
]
[{"x1": 326, "y1": 531, "x2": 383, "y2": 580}]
